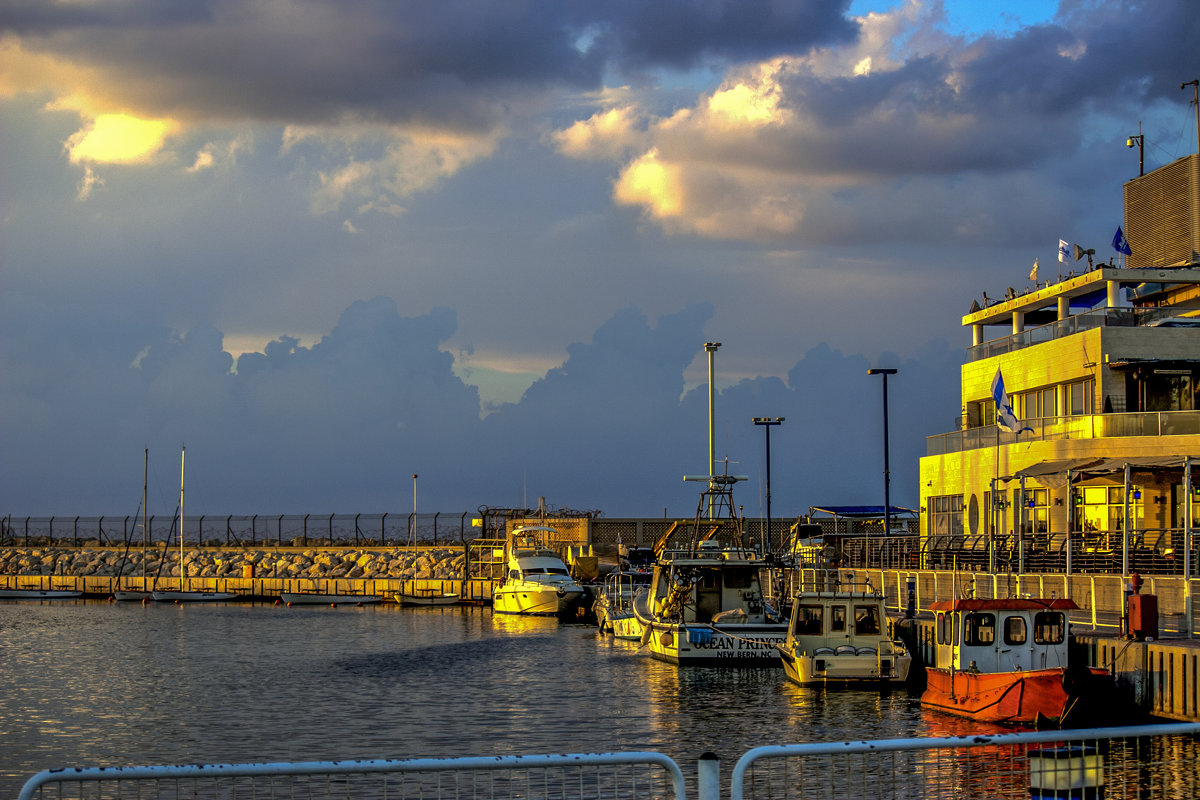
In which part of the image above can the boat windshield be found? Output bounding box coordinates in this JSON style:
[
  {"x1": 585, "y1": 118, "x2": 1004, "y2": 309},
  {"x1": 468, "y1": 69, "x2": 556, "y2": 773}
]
[
  {"x1": 792, "y1": 604, "x2": 823, "y2": 636},
  {"x1": 524, "y1": 567, "x2": 569, "y2": 576},
  {"x1": 853, "y1": 605, "x2": 881, "y2": 636}
]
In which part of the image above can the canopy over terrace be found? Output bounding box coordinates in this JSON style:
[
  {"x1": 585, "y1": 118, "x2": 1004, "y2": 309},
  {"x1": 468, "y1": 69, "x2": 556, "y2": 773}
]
[
  {"x1": 994, "y1": 456, "x2": 1200, "y2": 575},
  {"x1": 805, "y1": 506, "x2": 918, "y2": 537}
]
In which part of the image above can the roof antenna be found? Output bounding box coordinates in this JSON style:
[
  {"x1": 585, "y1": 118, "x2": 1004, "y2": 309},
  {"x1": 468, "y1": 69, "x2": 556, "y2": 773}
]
[{"x1": 1183, "y1": 79, "x2": 1199, "y2": 155}]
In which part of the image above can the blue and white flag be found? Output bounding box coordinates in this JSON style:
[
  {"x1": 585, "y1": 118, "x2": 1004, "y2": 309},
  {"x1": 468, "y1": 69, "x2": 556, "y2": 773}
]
[
  {"x1": 1113, "y1": 226, "x2": 1132, "y2": 255},
  {"x1": 991, "y1": 368, "x2": 1032, "y2": 433},
  {"x1": 1058, "y1": 239, "x2": 1070, "y2": 263}
]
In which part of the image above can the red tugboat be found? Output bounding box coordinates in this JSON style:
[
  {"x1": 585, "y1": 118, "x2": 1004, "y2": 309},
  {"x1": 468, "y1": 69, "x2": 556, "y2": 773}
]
[{"x1": 921, "y1": 598, "x2": 1111, "y2": 727}]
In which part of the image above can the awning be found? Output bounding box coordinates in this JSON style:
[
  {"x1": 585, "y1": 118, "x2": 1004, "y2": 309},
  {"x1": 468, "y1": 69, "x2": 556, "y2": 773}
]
[
  {"x1": 807, "y1": 505, "x2": 918, "y2": 518},
  {"x1": 1005, "y1": 456, "x2": 1200, "y2": 488}
]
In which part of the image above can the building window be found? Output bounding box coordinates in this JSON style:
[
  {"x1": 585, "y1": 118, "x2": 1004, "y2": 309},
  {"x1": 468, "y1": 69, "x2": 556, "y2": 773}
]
[
  {"x1": 929, "y1": 495, "x2": 964, "y2": 539},
  {"x1": 1067, "y1": 378, "x2": 1094, "y2": 416},
  {"x1": 1079, "y1": 485, "x2": 1144, "y2": 549},
  {"x1": 1022, "y1": 488, "x2": 1049, "y2": 535},
  {"x1": 1017, "y1": 386, "x2": 1057, "y2": 420}
]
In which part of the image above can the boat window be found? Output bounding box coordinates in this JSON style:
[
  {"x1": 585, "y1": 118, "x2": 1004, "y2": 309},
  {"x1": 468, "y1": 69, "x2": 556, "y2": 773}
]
[
  {"x1": 962, "y1": 612, "x2": 995, "y2": 646},
  {"x1": 792, "y1": 605, "x2": 823, "y2": 636},
  {"x1": 723, "y1": 567, "x2": 753, "y2": 589},
  {"x1": 936, "y1": 612, "x2": 946, "y2": 645},
  {"x1": 853, "y1": 605, "x2": 880, "y2": 636},
  {"x1": 1003, "y1": 615, "x2": 1027, "y2": 645},
  {"x1": 524, "y1": 567, "x2": 569, "y2": 576},
  {"x1": 830, "y1": 605, "x2": 847, "y2": 633},
  {"x1": 509, "y1": 569, "x2": 520, "y2": 580},
  {"x1": 1033, "y1": 611, "x2": 1066, "y2": 644}
]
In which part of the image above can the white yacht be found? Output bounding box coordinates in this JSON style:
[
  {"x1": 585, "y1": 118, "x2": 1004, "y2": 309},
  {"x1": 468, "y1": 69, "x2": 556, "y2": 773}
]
[
  {"x1": 778, "y1": 571, "x2": 911, "y2": 688},
  {"x1": 492, "y1": 526, "x2": 585, "y2": 615}
]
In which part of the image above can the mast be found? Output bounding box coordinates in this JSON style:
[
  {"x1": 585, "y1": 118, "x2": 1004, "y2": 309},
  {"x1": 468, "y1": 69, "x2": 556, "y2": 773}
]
[
  {"x1": 179, "y1": 445, "x2": 186, "y2": 589},
  {"x1": 142, "y1": 448, "x2": 148, "y2": 581}
]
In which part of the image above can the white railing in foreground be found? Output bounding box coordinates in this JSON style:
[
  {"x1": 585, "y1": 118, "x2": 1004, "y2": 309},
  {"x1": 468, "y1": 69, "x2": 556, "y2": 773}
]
[
  {"x1": 19, "y1": 723, "x2": 1200, "y2": 800},
  {"x1": 18, "y1": 751, "x2": 687, "y2": 800},
  {"x1": 731, "y1": 722, "x2": 1200, "y2": 800}
]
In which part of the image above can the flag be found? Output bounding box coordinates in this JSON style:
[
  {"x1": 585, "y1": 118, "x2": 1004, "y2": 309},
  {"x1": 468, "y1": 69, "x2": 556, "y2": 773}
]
[
  {"x1": 1113, "y1": 226, "x2": 1132, "y2": 255},
  {"x1": 1028, "y1": 258, "x2": 1039, "y2": 282},
  {"x1": 1058, "y1": 239, "x2": 1070, "y2": 263},
  {"x1": 992, "y1": 368, "x2": 1033, "y2": 434}
]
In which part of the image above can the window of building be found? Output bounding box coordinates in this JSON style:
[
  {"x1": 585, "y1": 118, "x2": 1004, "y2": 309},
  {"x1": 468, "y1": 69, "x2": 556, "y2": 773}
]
[
  {"x1": 929, "y1": 494, "x2": 964, "y2": 539},
  {"x1": 1003, "y1": 615, "x2": 1027, "y2": 645},
  {"x1": 1022, "y1": 488, "x2": 1049, "y2": 535},
  {"x1": 1079, "y1": 485, "x2": 1144, "y2": 537},
  {"x1": 1033, "y1": 611, "x2": 1066, "y2": 644},
  {"x1": 963, "y1": 612, "x2": 996, "y2": 646},
  {"x1": 1016, "y1": 387, "x2": 1056, "y2": 421},
  {"x1": 1067, "y1": 379, "x2": 1094, "y2": 416}
]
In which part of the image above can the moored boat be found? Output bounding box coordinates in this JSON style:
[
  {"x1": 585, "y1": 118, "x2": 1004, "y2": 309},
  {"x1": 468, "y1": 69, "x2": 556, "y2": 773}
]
[
  {"x1": 280, "y1": 592, "x2": 382, "y2": 606},
  {"x1": 632, "y1": 476, "x2": 787, "y2": 666},
  {"x1": 921, "y1": 597, "x2": 1113, "y2": 726},
  {"x1": 395, "y1": 586, "x2": 459, "y2": 606},
  {"x1": 492, "y1": 526, "x2": 585, "y2": 615},
  {"x1": 778, "y1": 571, "x2": 911, "y2": 688},
  {"x1": 0, "y1": 588, "x2": 82, "y2": 599},
  {"x1": 593, "y1": 569, "x2": 652, "y2": 639}
]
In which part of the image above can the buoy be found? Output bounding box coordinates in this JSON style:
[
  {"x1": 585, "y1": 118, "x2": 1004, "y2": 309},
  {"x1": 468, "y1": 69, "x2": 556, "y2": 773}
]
[
  {"x1": 329, "y1": 602, "x2": 336, "y2": 607},
  {"x1": 286, "y1": 601, "x2": 293, "y2": 607},
  {"x1": 142, "y1": 597, "x2": 149, "y2": 605}
]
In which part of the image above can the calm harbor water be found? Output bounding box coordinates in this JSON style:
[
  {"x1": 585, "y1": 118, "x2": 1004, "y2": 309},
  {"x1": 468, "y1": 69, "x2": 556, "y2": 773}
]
[{"x1": 0, "y1": 600, "x2": 999, "y2": 796}]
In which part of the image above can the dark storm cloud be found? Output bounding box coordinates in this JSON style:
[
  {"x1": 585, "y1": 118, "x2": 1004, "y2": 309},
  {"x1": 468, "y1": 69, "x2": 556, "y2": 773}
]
[
  {"x1": 0, "y1": 296, "x2": 960, "y2": 516},
  {"x1": 2, "y1": 0, "x2": 859, "y2": 129}
]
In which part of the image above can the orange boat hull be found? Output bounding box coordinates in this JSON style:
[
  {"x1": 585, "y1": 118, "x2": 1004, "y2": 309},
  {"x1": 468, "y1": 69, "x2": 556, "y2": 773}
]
[{"x1": 921, "y1": 667, "x2": 1107, "y2": 726}]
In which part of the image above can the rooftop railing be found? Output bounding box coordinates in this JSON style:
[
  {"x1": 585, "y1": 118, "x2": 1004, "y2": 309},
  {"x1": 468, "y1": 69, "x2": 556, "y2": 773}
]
[
  {"x1": 926, "y1": 410, "x2": 1200, "y2": 456},
  {"x1": 966, "y1": 305, "x2": 1180, "y2": 361}
]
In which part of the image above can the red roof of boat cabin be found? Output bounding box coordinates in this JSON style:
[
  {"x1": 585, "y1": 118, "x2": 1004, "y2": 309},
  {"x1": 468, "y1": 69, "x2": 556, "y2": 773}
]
[{"x1": 929, "y1": 598, "x2": 1080, "y2": 612}]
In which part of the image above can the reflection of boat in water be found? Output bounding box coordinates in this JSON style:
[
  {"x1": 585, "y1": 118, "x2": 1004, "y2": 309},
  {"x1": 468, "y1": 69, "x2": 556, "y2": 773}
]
[
  {"x1": 492, "y1": 526, "x2": 585, "y2": 615},
  {"x1": 594, "y1": 570, "x2": 652, "y2": 639},
  {"x1": 921, "y1": 597, "x2": 1114, "y2": 727},
  {"x1": 632, "y1": 476, "x2": 787, "y2": 666},
  {"x1": 778, "y1": 571, "x2": 910, "y2": 688}
]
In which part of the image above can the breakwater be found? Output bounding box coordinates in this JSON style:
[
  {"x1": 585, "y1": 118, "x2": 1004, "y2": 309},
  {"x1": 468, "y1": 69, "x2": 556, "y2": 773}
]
[{"x1": 0, "y1": 546, "x2": 466, "y2": 581}]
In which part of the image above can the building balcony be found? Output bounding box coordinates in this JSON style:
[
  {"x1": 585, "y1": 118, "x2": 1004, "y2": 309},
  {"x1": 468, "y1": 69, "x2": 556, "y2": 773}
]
[
  {"x1": 926, "y1": 410, "x2": 1200, "y2": 456},
  {"x1": 966, "y1": 306, "x2": 1183, "y2": 362}
]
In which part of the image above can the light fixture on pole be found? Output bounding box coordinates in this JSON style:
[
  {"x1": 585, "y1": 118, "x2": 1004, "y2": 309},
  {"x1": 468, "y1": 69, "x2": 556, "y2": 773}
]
[
  {"x1": 867, "y1": 368, "x2": 898, "y2": 542},
  {"x1": 752, "y1": 417, "x2": 784, "y2": 554}
]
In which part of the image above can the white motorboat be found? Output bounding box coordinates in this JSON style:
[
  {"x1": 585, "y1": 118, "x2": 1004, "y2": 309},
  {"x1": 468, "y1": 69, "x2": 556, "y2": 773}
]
[
  {"x1": 492, "y1": 526, "x2": 585, "y2": 615},
  {"x1": 778, "y1": 571, "x2": 911, "y2": 688},
  {"x1": 593, "y1": 570, "x2": 652, "y2": 640},
  {"x1": 632, "y1": 476, "x2": 787, "y2": 666}
]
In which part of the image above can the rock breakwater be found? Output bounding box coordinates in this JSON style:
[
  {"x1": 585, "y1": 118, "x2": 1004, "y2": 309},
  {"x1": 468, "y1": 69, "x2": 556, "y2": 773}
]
[{"x1": 0, "y1": 547, "x2": 465, "y2": 580}]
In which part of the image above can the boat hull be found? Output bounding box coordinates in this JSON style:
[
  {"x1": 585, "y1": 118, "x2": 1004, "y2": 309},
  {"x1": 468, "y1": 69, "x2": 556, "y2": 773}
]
[
  {"x1": 640, "y1": 621, "x2": 787, "y2": 666},
  {"x1": 0, "y1": 589, "x2": 82, "y2": 599},
  {"x1": 152, "y1": 590, "x2": 237, "y2": 603},
  {"x1": 603, "y1": 611, "x2": 645, "y2": 640},
  {"x1": 780, "y1": 647, "x2": 911, "y2": 688},
  {"x1": 921, "y1": 667, "x2": 1108, "y2": 726},
  {"x1": 395, "y1": 593, "x2": 459, "y2": 606},
  {"x1": 113, "y1": 591, "x2": 152, "y2": 602},
  {"x1": 281, "y1": 593, "x2": 381, "y2": 606},
  {"x1": 493, "y1": 586, "x2": 583, "y2": 615}
]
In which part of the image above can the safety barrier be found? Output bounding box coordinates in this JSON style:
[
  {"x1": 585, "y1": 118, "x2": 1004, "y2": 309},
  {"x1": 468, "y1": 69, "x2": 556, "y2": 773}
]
[
  {"x1": 18, "y1": 752, "x2": 687, "y2": 800},
  {"x1": 20, "y1": 723, "x2": 1200, "y2": 800}
]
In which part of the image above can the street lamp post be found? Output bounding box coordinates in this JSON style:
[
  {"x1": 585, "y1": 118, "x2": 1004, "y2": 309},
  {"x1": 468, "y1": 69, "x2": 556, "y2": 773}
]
[
  {"x1": 753, "y1": 417, "x2": 785, "y2": 553},
  {"x1": 867, "y1": 368, "x2": 898, "y2": 545}
]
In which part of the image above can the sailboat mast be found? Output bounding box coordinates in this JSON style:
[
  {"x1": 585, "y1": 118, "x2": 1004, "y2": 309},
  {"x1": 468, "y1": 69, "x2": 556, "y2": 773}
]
[
  {"x1": 179, "y1": 445, "x2": 186, "y2": 587},
  {"x1": 142, "y1": 448, "x2": 148, "y2": 580}
]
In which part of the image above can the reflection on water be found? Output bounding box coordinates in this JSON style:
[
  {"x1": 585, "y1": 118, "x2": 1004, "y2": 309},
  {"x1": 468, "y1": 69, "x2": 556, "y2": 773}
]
[{"x1": 0, "y1": 600, "x2": 1107, "y2": 798}]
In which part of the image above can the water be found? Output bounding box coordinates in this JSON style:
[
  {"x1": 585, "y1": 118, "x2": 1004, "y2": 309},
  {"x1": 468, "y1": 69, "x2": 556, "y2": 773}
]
[{"x1": 0, "y1": 600, "x2": 992, "y2": 796}]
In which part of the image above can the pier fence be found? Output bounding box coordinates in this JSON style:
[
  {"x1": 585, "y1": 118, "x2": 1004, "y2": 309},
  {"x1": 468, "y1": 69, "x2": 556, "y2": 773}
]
[{"x1": 20, "y1": 723, "x2": 1200, "y2": 800}]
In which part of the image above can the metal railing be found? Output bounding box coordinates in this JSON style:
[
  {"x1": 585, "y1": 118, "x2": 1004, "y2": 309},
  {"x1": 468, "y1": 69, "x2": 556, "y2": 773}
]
[
  {"x1": 926, "y1": 409, "x2": 1200, "y2": 456},
  {"x1": 18, "y1": 752, "x2": 686, "y2": 800},
  {"x1": 731, "y1": 722, "x2": 1200, "y2": 800},
  {"x1": 965, "y1": 305, "x2": 1179, "y2": 362},
  {"x1": 21, "y1": 723, "x2": 1200, "y2": 800}
]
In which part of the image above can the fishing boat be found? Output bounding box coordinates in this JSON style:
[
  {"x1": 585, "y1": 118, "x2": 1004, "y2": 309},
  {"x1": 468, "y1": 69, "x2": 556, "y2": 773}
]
[
  {"x1": 777, "y1": 571, "x2": 911, "y2": 688},
  {"x1": 114, "y1": 448, "x2": 152, "y2": 601},
  {"x1": 151, "y1": 447, "x2": 236, "y2": 603},
  {"x1": 593, "y1": 569, "x2": 652, "y2": 640},
  {"x1": 921, "y1": 597, "x2": 1113, "y2": 727},
  {"x1": 631, "y1": 476, "x2": 787, "y2": 666},
  {"x1": 492, "y1": 526, "x2": 585, "y2": 615}
]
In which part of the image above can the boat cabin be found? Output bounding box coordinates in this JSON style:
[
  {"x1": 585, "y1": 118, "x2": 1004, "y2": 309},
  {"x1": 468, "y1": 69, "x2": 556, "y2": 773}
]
[
  {"x1": 930, "y1": 598, "x2": 1077, "y2": 673},
  {"x1": 789, "y1": 592, "x2": 886, "y2": 652},
  {"x1": 507, "y1": 527, "x2": 571, "y2": 580},
  {"x1": 649, "y1": 542, "x2": 770, "y2": 624}
]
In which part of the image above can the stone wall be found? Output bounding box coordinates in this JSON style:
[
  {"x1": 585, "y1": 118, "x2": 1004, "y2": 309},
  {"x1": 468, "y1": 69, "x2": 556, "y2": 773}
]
[{"x1": 0, "y1": 547, "x2": 465, "y2": 581}]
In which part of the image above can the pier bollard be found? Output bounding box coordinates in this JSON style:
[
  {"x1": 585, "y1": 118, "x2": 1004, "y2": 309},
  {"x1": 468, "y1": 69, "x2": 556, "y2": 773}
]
[{"x1": 697, "y1": 752, "x2": 720, "y2": 800}]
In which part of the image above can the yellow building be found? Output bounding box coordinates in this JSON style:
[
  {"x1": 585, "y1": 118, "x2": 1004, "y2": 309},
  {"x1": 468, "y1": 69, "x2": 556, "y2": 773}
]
[{"x1": 920, "y1": 154, "x2": 1200, "y2": 574}]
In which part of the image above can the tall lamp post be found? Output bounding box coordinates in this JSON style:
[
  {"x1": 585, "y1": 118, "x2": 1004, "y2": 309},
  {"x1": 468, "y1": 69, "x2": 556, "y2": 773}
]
[
  {"x1": 753, "y1": 417, "x2": 785, "y2": 553},
  {"x1": 867, "y1": 368, "x2": 898, "y2": 543},
  {"x1": 411, "y1": 474, "x2": 418, "y2": 547}
]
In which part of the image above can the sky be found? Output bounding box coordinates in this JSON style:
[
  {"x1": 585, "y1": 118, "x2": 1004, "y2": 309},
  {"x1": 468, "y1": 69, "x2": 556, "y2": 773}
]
[{"x1": 2, "y1": 0, "x2": 1198, "y2": 519}]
